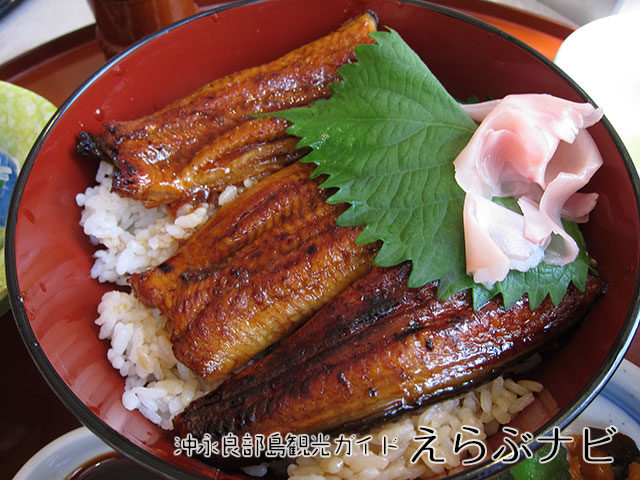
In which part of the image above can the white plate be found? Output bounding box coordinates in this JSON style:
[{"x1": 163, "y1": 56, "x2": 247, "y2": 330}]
[{"x1": 567, "y1": 359, "x2": 640, "y2": 442}]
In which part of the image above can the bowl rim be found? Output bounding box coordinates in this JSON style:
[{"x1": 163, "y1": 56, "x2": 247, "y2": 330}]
[{"x1": 6, "y1": 0, "x2": 640, "y2": 479}]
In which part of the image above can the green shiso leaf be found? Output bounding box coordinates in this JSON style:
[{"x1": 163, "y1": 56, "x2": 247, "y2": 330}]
[
  {"x1": 270, "y1": 28, "x2": 476, "y2": 289},
  {"x1": 268, "y1": 28, "x2": 593, "y2": 309}
]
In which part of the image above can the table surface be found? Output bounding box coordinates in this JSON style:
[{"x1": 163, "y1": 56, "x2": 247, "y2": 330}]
[{"x1": 1, "y1": 1, "x2": 639, "y2": 479}]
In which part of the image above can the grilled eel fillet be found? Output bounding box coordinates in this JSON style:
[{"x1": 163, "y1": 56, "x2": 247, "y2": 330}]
[
  {"x1": 77, "y1": 13, "x2": 378, "y2": 207},
  {"x1": 174, "y1": 262, "x2": 602, "y2": 440},
  {"x1": 129, "y1": 162, "x2": 379, "y2": 381}
]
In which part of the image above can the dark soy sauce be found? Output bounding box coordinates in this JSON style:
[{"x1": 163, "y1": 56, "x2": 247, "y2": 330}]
[{"x1": 66, "y1": 451, "x2": 168, "y2": 479}]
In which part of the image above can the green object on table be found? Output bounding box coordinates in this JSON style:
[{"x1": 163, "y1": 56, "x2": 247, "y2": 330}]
[{"x1": 0, "y1": 81, "x2": 57, "y2": 314}]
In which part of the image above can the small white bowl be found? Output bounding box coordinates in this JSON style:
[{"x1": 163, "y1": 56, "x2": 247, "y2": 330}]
[{"x1": 13, "y1": 427, "x2": 114, "y2": 480}]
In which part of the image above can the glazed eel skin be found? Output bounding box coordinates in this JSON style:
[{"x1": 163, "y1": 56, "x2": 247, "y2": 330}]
[
  {"x1": 129, "y1": 162, "x2": 379, "y2": 381},
  {"x1": 77, "y1": 13, "x2": 378, "y2": 207},
  {"x1": 174, "y1": 262, "x2": 602, "y2": 440}
]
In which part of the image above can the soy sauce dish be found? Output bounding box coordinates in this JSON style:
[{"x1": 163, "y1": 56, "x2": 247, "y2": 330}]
[
  {"x1": 6, "y1": 0, "x2": 640, "y2": 479},
  {"x1": 13, "y1": 427, "x2": 164, "y2": 480}
]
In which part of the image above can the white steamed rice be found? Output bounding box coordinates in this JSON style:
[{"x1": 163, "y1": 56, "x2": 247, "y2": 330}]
[
  {"x1": 76, "y1": 161, "x2": 215, "y2": 285},
  {"x1": 78, "y1": 161, "x2": 543, "y2": 478},
  {"x1": 76, "y1": 161, "x2": 222, "y2": 429}
]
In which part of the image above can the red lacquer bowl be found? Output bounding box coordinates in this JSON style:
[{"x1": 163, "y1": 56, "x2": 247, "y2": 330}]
[{"x1": 6, "y1": 0, "x2": 640, "y2": 479}]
